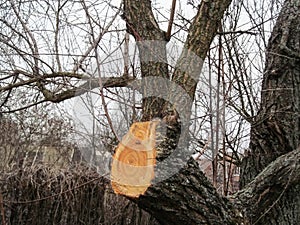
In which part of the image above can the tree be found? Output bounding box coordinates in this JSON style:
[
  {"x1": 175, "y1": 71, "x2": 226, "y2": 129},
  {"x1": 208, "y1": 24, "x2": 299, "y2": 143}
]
[
  {"x1": 1, "y1": 0, "x2": 300, "y2": 224},
  {"x1": 239, "y1": 0, "x2": 300, "y2": 223}
]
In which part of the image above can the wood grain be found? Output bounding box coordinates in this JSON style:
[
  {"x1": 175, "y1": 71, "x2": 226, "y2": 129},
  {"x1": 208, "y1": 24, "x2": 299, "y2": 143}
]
[{"x1": 111, "y1": 120, "x2": 159, "y2": 198}]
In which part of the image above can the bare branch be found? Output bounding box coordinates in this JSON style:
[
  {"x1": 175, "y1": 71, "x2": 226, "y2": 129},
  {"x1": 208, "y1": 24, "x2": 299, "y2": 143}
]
[
  {"x1": 40, "y1": 76, "x2": 135, "y2": 103},
  {"x1": 165, "y1": 0, "x2": 177, "y2": 41},
  {"x1": 72, "y1": 3, "x2": 122, "y2": 73}
]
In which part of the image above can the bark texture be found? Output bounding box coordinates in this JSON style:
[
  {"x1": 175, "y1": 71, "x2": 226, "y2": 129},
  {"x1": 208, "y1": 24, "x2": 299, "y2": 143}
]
[
  {"x1": 123, "y1": 0, "x2": 300, "y2": 224},
  {"x1": 123, "y1": 0, "x2": 169, "y2": 120},
  {"x1": 137, "y1": 158, "x2": 239, "y2": 225},
  {"x1": 172, "y1": 0, "x2": 232, "y2": 100},
  {"x1": 240, "y1": 0, "x2": 300, "y2": 224},
  {"x1": 234, "y1": 147, "x2": 300, "y2": 224}
]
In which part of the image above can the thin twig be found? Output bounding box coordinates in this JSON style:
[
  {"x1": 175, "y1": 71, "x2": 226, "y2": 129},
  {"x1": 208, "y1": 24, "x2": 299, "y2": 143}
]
[
  {"x1": 166, "y1": 0, "x2": 177, "y2": 41},
  {"x1": 72, "y1": 2, "x2": 122, "y2": 73},
  {"x1": 81, "y1": 0, "x2": 120, "y2": 141}
]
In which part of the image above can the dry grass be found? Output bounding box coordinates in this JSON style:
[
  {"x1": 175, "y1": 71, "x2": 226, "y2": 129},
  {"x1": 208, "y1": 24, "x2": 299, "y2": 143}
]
[{"x1": 0, "y1": 163, "x2": 159, "y2": 225}]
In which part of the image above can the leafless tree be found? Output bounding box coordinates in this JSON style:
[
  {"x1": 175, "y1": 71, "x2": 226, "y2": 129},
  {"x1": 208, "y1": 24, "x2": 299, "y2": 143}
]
[{"x1": 1, "y1": 0, "x2": 300, "y2": 224}]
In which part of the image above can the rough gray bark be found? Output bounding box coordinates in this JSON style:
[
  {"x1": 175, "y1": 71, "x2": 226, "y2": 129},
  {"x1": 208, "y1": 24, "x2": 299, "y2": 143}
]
[
  {"x1": 123, "y1": 0, "x2": 170, "y2": 120},
  {"x1": 137, "y1": 159, "x2": 239, "y2": 225},
  {"x1": 125, "y1": 0, "x2": 300, "y2": 224},
  {"x1": 235, "y1": 147, "x2": 300, "y2": 224},
  {"x1": 240, "y1": 0, "x2": 300, "y2": 224}
]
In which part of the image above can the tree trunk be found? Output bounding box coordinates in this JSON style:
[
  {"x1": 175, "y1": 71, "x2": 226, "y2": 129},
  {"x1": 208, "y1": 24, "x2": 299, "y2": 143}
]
[
  {"x1": 122, "y1": 0, "x2": 300, "y2": 224},
  {"x1": 136, "y1": 158, "x2": 239, "y2": 225},
  {"x1": 240, "y1": 0, "x2": 300, "y2": 224},
  {"x1": 123, "y1": 0, "x2": 170, "y2": 120}
]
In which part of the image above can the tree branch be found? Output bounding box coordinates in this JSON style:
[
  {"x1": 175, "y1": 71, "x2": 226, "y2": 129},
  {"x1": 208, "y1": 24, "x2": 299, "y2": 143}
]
[
  {"x1": 0, "y1": 70, "x2": 135, "y2": 108},
  {"x1": 131, "y1": 146, "x2": 300, "y2": 225},
  {"x1": 0, "y1": 71, "x2": 86, "y2": 92},
  {"x1": 165, "y1": 0, "x2": 177, "y2": 41},
  {"x1": 123, "y1": 0, "x2": 170, "y2": 120},
  {"x1": 40, "y1": 76, "x2": 135, "y2": 103},
  {"x1": 232, "y1": 147, "x2": 300, "y2": 223},
  {"x1": 172, "y1": 0, "x2": 232, "y2": 100},
  {"x1": 123, "y1": 0, "x2": 166, "y2": 41}
]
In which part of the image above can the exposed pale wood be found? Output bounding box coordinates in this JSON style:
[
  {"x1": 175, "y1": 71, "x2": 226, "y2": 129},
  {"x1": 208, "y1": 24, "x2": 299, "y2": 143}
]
[{"x1": 111, "y1": 121, "x2": 160, "y2": 198}]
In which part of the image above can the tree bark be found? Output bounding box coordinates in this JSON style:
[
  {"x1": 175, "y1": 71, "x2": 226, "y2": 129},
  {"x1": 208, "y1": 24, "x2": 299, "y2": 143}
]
[
  {"x1": 123, "y1": 0, "x2": 170, "y2": 120},
  {"x1": 137, "y1": 158, "x2": 239, "y2": 225},
  {"x1": 123, "y1": 0, "x2": 300, "y2": 224},
  {"x1": 121, "y1": 1, "x2": 238, "y2": 224},
  {"x1": 136, "y1": 146, "x2": 300, "y2": 225},
  {"x1": 240, "y1": 0, "x2": 300, "y2": 224},
  {"x1": 172, "y1": 0, "x2": 232, "y2": 100},
  {"x1": 234, "y1": 147, "x2": 300, "y2": 224}
]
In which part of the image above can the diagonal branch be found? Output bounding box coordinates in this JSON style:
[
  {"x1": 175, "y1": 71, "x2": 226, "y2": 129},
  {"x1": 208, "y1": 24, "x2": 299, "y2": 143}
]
[
  {"x1": 232, "y1": 147, "x2": 300, "y2": 224},
  {"x1": 172, "y1": 0, "x2": 232, "y2": 99},
  {"x1": 39, "y1": 76, "x2": 135, "y2": 103},
  {"x1": 136, "y1": 158, "x2": 239, "y2": 225},
  {"x1": 0, "y1": 70, "x2": 135, "y2": 107}
]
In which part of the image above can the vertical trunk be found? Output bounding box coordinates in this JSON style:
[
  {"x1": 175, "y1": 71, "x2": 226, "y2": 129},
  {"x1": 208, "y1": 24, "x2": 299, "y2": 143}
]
[
  {"x1": 123, "y1": 0, "x2": 232, "y2": 161},
  {"x1": 123, "y1": 0, "x2": 169, "y2": 120},
  {"x1": 121, "y1": 1, "x2": 239, "y2": 224},
  {"x1": 240, "y1": 0, "x2": 300, "y2": 224}
]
